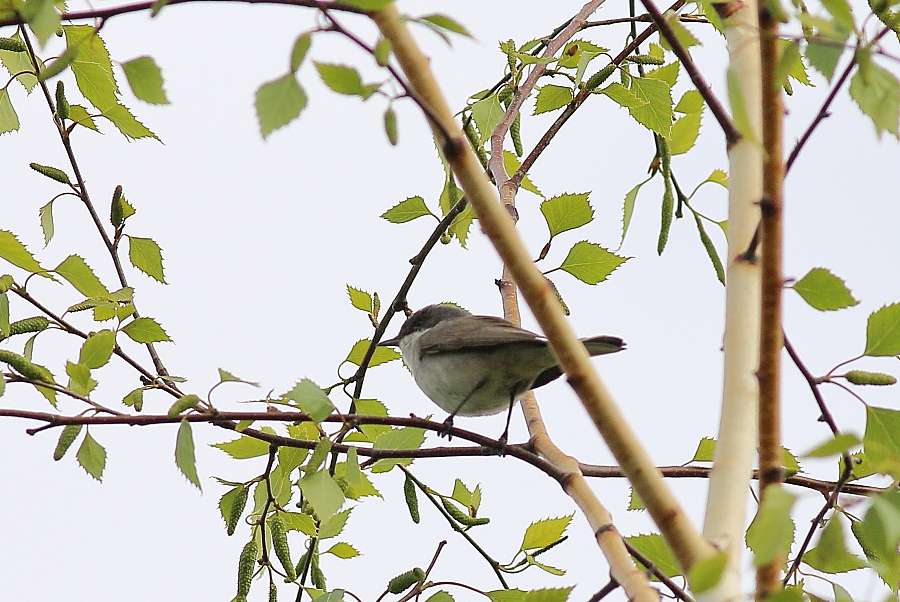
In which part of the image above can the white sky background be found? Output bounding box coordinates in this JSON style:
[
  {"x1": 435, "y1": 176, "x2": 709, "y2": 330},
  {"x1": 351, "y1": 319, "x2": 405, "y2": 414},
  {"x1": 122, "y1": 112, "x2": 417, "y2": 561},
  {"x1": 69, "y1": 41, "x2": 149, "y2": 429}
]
[{"x1": 1, "y1": 1, "x2": 899, "y2": 601}]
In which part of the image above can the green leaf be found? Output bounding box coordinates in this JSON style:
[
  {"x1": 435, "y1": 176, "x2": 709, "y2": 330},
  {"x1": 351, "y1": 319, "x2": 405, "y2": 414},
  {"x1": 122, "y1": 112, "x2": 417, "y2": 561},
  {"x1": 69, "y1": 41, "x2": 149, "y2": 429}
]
[
  {"x1": 56, "y1": 255, "x2": 109, "y2": 297},
  {"x1": 121, "y1": 317, "x2": 170, "y2": 343},
  {"x1": 522, "y1": 588, "x2": 573, "y2": 602},
  {"x1": 315, "y1": 63, "x2": 374, "y2": 97},
  {"x1": 853, "y1": 493, "x2": 900, "y2": 589},
  {"x1": 423, "y1": 592, "x2": 453, "y2": 602},
  {"x1": 0, "y1": 88, "x2": 19, "y2": 134},
  {"x1": 370, "y1": 426, "x2": 426, "y2": 473},
  {"x1": 520, "y1": 515, "x2": 572, "y2": 551},
  {"x1": 624, "y1": 533, "x2": 681, "y2": 578},
  {"x1": 319, "y1": 507, "x2": 352, "y2": 539},
  {"x1": 419, "y1": 14, "x2": 471, "y2": 37},
  {"x1": 790, "y1": 268, "x2": 859, "y2": 311},
  {"x1": 175, "y1": 418, "x2": 201, "y2": 490},
  {"x1": 691, "y1": 437, "x2": 716, "y2": 462},
  {"x1": 558, "y1": 241, "x2": 629, "y2": 285},
  {"x1": 325, "y1": 542, "x2": 359, "y2": 559},
  {"x1": 100, "y1": 103, "x2": 159, "y2": 140},
  {"x1": 803, "y1": 433, "x2": 861, "y2": 457},
  {"x1": 598, "y1": 82, "x2": 646, "y2": 110},
  {"x1": 659, "y1": 12, "x2": 701, "y2": 49},
  {"x1": 0, "y1": 33, "x2": 39, "y2": 93},
  {"x1": 0, "y1": 231, "x2": 49, "y2": 277},
  {"x1": 122, "y1": 56, "x2": 169, "y2": 104},
  {"x1": 77, "y1": 431, "x2": 106, "y2": 481},
  {"x1": 38, "y1": 201, "x2": 54, "y2": 246},
  {"x1": 21, "y1": 0, "x2": 60, "y2": 45},
  {"x1": 381, "y1": 196, "x2": 433, "y2": 223},
  {"x1": 346, "y1": 285, "x2": 373, "y2": 312},
  {"x1": 212, "y1": 435, "x2": 271, "y2": 459},
  {"x1": 345, "y1": 339, "x2": 400, "y2": 367},
  {"x1": 806, "y1": 38, "x2": 844, "y2": 82},
  {"x1": 79, "y1": 329, "x2": 116, "y2": 369},
  {"x1": 777, "y1": 40, "x2": 812, "y2": 90},
  {"x1": 123, "y1": 387, "x2": 144, "y2": 411},
  {"x1": 66, "y1": 361, "x2": 97, "y2": 396},
  {"x1": 646, "y1": 62, "x2": 679, "y2": 87},
  {"x1": 820, "y1": 0, "x2": 854, "y2": 31},
  {"x1": 290, "y1": 33, "x2": 311, "y2": 72},
  {"x1": 471, "y1": 94, "x2": 504, "y2": 140},
  {"x1": 628, "y1": 77, "x2": 673, "y2": 137},
  {"x1": 533, "y1": 85, "x2": 573, "y2": 115},
  {"x1": 864, "y1": 406, "x2": 900, "y2": 478},
  {"x1": 255, "y1": 74, "x2": 307, "y2": 139},
  {"x1": 128, "y1": 236, "x2": 166, "y2": 283},
  {"x1": 674, "y1": 89, "x2": 703, "y2": 113},
  {"x1": 68, "y1": 105, "x2": 99, "y2": 131},
  {"x1": 849, "y1": 53, "x2": 900, "y2": 139},
  {"x1": 802, "y1": 514, "x2": 866, "y2": 573},
  {"x1": 298, "y1": 469, "x2": 345, "y2": 520},
  {"x1": 670, "y1": 111, "x2": 702, "y2": 155},
  {"x1": 746, "y1": 485, "x2": 795, "y2": 565},
  {"x1": 686, "y1": 552, "x2": 728, "y2": 593},
  {"x1": 692, "y1": 212, "x2": 724, "y2": 284},
  {"x1": 619, "y1": 177, "x2": 650, "y2": 249},
  {"x1": 866, "y1": 304, "x2": 900, "y2": 356},
  {"x1": 282, "y1": 378, "x2": 335, "y2": 422},
  {"x1": 540, "y1": 193, "x2": 593, "y2": 237},
  {"x1": 502, "y1": 151, "x2": 542, "y2": 197},
  {"x1": 281, "y1": 511, "x2": 317, "y2": 536}
]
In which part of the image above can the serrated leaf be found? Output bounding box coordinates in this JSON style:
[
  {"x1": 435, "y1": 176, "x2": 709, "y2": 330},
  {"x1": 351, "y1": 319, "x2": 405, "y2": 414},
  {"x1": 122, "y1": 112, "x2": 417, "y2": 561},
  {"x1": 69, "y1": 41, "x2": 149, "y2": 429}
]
[
  {"x1": 0, "y1": 232, "x2": 48, "y2": 278},
  {"x1": 419, "y1": 13, "x2": 471, "y2": 37},
  {"x1": 624, "y1": 533, "x2": 681, "y2": 577},
  {"x1": 502, "y1": 151, "x2": 542, "y2": 197},
  {"x1": 122, "y1": 56, "x2": 169, "y2": 104},
  {"x1": 674, "y1": 89, "x2": 703, "y2": 113},
  {"x1": 424, "y1": 592, "x2": 454, "y2": 602},
  {"x1": 849, "y1": 53, "x2": 900, "y2": 139},
  {"x1": 803, "y1": 433, "x2": 861, "y2": 457},
  {"x1": 68, "y1": 105, "x2": 98, "y2": 131},
  {"x1": 175, "y1": 418, "x2": 201, "y2": 490},
  {"x1": 791, "y1": 268, "x2": 859, "y2": 311},
  {"x1": 345, "y1": 339, "x2": 400, "y2": 367},
  {"x1": 521, "y1": 515, "x2": 572, "y2": 551},
  {"x1": 298, "y1": 470, "x2": 345, "y2": 520},
  {"x1": 803, "y1": 514, "x2": 866, "y2": 573},
  {"x1": 38, "y1": 201, "x2": 54, "y2": 246},
  {"x1": 540, "y1": 193, "x2": 593, "y2": 237},
  {"x1": 0, "y1": 88, "x2": 19, "y2": 135},
  {"x1": 619, "y1": 177, "x2": 650, "y2": 250},
  {"x1": 693, "y1": 212, "x2": 724, "y2": 284},
  {"x1": 22, "y1": 0, "x2": 61, "y2": 45},
  {"x1": 820, "y1": 0, "x2": 854, "y2": 31},
  {"x1": 646, "y1": 62, "x2": 679, "y2": 87},
  {"x1": 255, "y1": 74, "x2": 307, "y2": 139},
  {"x1": 77, "y1": 431, "x2": 106, "y2": 481},
  {"x1": 471, "y1": 94, "x2": 504, "y2": 141},
  {"x1": 865, "y1": 304, "x2": 900, "y2": 356},
  {"x1": 746, "y1": 485, "x2": 795, "y2": 565},
  {"x1": 558, "y1": 241, "x2": 628, "y2": 285},
  {"x1": 66, "y1": 361, "x2": 97, "y2": 396},
  {"x1": 381, "y1": 196, "x2": 433, "y2": 223},
  {"x1": 281, "y1": 511, "x2": 317, "y2": 536},
  {"x1": 212, "y1": 435, "x2": 271, "y2": 459},
  {"x1": 686, "y1": 552, "x2": 727, "y2": 593},
  {"x1": 290, "y1": 33, "x2": 311, "y2": 72},
  {"x1": 777, "y1": 40, "x2": 812, "y2": 90},
  {"x1": 806, "y1": 38, "x2": 844, "y2": 82},
  {"x1": 691, "y1": 437, "x2": 716, "y2": 462},
  {"x1": 319, "y1": 507, "x2": 352, "y2": 539},
  {"x1": 121, "y1": 317, "x2": 170, "y2": 343},
  {"x1": 100, "y1": 103, "x2": 159, "y2": 141},
  {"x1": 325, "y1": 542, "x2": 359, "y2": 558},
  {"x1": 347, "y1": 285, "x2": 373, "y2": 312},
  {"x1": 128, "y1": 236, "x2": 166, "y2": 283},
  {"x1": 598, "y1": 82, "x2": 646, "y2": 110},
  {"x1": 56, "y1": 255, "x2": 109, "y2": 297},
  {"x1": 282, "y1": 378, "x2": 335, "y2": 422},
  {"x1": 0, "y1": 33, "x2": 39, "y2": 93},
  {"x1": 670, "y1": 111, "x2": 702, "y2": 155},
  {"x1": 628, "y1": 77, "x2": 673, "y2": 137},
  {"x1": 123, "y1": 387, "x2": 143, "y2": 411},
  {"x1": 79, "y1": 329, "x2": 116, "y2": 368},
  {"x1": 370, "y1": 426, "x2": 426, "y2": 473},
  {"x1": 864, "y1": 406, "x2": 900, "y2": 478},
  {"x1": 315, "y1": 62, "x2": 371, "y2": 97},
  {"x1": 522, "y1": 587, "x2": 574, "y2": 602},
  {"x1": 533, "y1": 85, "x2": 573, "y2": 115}
]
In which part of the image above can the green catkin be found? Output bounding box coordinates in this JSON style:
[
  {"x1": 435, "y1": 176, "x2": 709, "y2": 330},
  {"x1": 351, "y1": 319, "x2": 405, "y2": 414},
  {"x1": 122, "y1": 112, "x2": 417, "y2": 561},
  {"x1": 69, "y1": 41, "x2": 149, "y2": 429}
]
[
  {"x1": 9, "y1": 316, "x2": 49, "y2": 337},
  {"x1": 0, "y1": 37, "x2": 27, "y2": 52},
  {"x1": 226, "y1": 485, "x2": 248, "y2": 536},
  {"x1": 236, "y1": 540, "x2": 259, "y2": 596},
  {"x1": 110, "y1": 185, "x2": 124, "y2": 228},
  {"x1": 55, "y1": 81, "x2": 69, "y2": 120},
  {"x1": 53, "y1": 424, "x2": 82, "y2": 460},
  {"x1": 584, "y1": 64, "x2": 616, "y2": 91},
  {"x1": 268, "y1": 516, "x2": 296, "y2": 581},
  {"x1": 0, "y1": 350, "x2": 53, "y2": 383},
  {"x1": 167, "y1": 394, "x2": 200, "y2": 417},
  {"x1": 387, "y1": 568, "x2": 425, "y2": 594},
  {"x1": 304, "y1": 438, "x2": 332, "y2": 474},
  {"x1": 403, "y1": 474, "x2": 420, "y2": 524},
  {"x1": 845, "y1": 370, "x2": 897, "y2": 386},
  {"x1": 29, "y1": 163, "x2": 70, "y2": 185}
]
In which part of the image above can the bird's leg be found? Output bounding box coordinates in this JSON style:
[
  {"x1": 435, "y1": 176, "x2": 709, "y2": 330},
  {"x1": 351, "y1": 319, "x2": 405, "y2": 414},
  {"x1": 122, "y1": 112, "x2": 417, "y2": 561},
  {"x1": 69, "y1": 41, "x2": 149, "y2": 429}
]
[
  {"x1": 498, "y1": 395, "x2": 515, "y2": 449},
  {"x1": 441, "y1": 377, "x2": 487, "y2": 439}
]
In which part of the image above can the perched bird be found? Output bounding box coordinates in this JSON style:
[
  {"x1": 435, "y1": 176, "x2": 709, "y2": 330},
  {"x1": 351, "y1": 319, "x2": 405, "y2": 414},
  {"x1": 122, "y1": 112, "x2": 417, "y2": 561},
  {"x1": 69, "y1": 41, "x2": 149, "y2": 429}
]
[{"x1": 379, "y1": 304, "x2": 624, "y2": 443}]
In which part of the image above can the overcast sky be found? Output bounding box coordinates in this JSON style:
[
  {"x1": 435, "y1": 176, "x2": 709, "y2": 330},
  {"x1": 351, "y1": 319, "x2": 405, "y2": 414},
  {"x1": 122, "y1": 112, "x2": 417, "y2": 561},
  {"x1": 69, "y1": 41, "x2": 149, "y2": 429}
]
[{"x1": 2, "y1": 1, "x2": 899, "y2": 601}]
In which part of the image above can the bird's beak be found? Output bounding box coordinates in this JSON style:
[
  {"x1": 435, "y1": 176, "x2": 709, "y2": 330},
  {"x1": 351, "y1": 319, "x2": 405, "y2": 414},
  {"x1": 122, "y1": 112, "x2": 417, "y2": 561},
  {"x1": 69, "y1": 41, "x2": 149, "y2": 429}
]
[{"x1": 378, "y1": 336, "x2": 401, "y2": 347}]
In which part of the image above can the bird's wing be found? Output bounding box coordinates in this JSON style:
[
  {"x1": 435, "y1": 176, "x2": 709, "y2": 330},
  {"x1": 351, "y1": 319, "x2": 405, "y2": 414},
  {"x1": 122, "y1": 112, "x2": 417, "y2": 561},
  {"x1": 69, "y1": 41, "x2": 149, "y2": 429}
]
[{"x1": 417, "y1": 314, "x2": 546, "y2": 354}]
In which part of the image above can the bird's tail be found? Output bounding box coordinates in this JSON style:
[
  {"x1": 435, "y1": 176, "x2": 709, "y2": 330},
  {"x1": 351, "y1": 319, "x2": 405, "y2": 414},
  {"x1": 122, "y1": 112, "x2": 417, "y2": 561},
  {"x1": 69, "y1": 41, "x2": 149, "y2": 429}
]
[{"x1": 582, "y1": 336, "x2": 625, "y2": 356}]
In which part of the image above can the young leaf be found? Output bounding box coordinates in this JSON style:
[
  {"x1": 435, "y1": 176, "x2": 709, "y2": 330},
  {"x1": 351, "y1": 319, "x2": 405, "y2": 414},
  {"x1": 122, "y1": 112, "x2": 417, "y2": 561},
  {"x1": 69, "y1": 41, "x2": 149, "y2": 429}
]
[
  {"x1": 345, "y1": 339, "x2": 400, "y2": 367},
  {"x1": 686, "y1": 552, "x2": 728, "y2": 593},
  {"x1": 864, "y1": 303, "x2": 900, "y2": 356},
  {"x1": 315, "y1": 63, "x2": 370, "y2": 97},
  {"x1": 55, "y1": 255, "x2": 109, "y2": 297},
  {"x1": 540, "y1": 193, "x2": 594, "y2": 238},
  {"x1": 175, "y1": 418, "x2": 201, "y2": 489},
  {"x1": 746, "y1": 485, "x2": 796, "y2": 565},
  {"x1": 255, "y1": 74, "x2": 307, "y2": 139},
  {"x1": 347, "y1": 285, "x2": 373, "y2": 312},
  {"x1": 128, "y1": 236, "x2": 166, "y2": 283},
  {"x1": 806, "y1": 38, "x2": 844, "y2": 82},
  {"x1": 624, "y1": 534, "x2": 681, "y2": 578},
  {"x1": 803, "y1": 433, "x2": 861, "y2": 457},
  {"x1": 520, "y1": 515, "x2": 573, "y2": 551},
  {"x1": 383, "y1": 107, "x2": 398, "y2": 145},
  {"x1": 533, "y1": 85, "x2": 573, "y2": 115},
  {"x1": 802, "y1": 514, "x2": 866, "y2": 573},
  {"x1": 502, "y1": 151, "x2": 543, "y2": 197},
  {"x1": 863, "y1": 406, "x2": 900, "y2": 478},
  {"x1": 419, "y1": 14, "x2": 472, "y2": 38},
  {"x1": 381, "y1": 196, "x2": 433, "y2": 223},
  {"x1": 670, "y1": 111, "x2": 702, "y2": 155},
  {"x1": 558, "y1": 241, "x2": 629, "y2": 285},
  {"x1": 123, "y1": 387, "x2": 144, "y2": 411},
  {"x1": 297, "y1": 469, "x2": 345, "y2": 520},
  {"x1": 79, "y1": 329, "x2": 116, "y2": 369},
  {"x1": 212, "y1": 435, "x2": 271, "y2": 459},
  {"x1": 370, "y1": 427, "x2": 426, "y2": 473},
  {"x1": 121, "y1": 317, "x2": 171, "y2": 343},
  {"x1": 0, "y1": 89, "x2": 20, "y2": 135},
  {"x1": 122, "y1": 56, "x2": 169, "y2": 104},
  {"x1": 325, "y1": 542, "x2": 360, "y2": 559},
  {"x1": 319, "y1": 508, "x2": 352, "y2": 539},
  {"x1": 282, "y1": 378, "x2": 335, "y2": 422},
  {"x1": 470, "y1": 94, "x2": 504, "y2": 139},
  {"x1": 790, "y1": 268, "x2": 859, "y2": 311},
  {"x1": 290, "y1": 33, "x2": 311, "y2": 72},
  {"x1": 849, "y1": 53, "x2": 900, "y2": 139},
  {"x1": 38, "y1": 201, "x2": 54, "y2": 246},
  {"x1": 77, "y1": 431, "x2": 106, "y2": 481},
  {"x1": 628, "y1": 77, "x2": 673, "y2": 137},
  {"x1": 67, "y1": 105, "x2": 99, "y2": 131},
  {"x1": 674, "y1": 89, "x2": 703, "y2": 113}
]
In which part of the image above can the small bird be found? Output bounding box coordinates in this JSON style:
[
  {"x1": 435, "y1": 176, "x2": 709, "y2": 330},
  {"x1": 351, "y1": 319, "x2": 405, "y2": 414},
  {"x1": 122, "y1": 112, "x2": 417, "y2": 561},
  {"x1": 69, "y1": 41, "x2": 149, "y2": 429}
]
[{"x1": 378, "y1": 304, "x2": 624, "y2": 443}]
